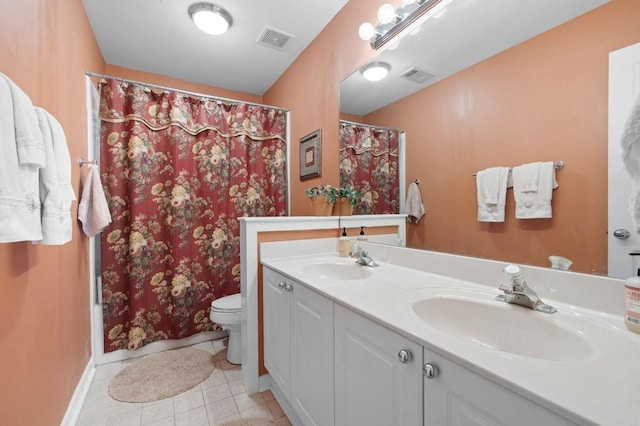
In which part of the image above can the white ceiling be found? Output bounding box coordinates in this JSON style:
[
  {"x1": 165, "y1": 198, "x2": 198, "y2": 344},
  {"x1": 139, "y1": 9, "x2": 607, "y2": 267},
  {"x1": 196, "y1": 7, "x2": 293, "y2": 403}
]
[
  {"x1": 81, "y1": 0, "x2": 349, "y2": 96},
  {"x1": 340, "y1": 0, "x2": 610, "y2": 116}
]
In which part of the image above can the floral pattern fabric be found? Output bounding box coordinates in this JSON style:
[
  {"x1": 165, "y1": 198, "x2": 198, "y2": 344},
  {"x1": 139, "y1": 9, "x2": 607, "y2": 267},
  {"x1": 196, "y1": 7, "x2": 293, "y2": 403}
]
[
  {"x1": 339, "y1": 121, "x2": 399, "y2": 215},
  {"x1": 99, "y1": 78, "x2": 287, "y2": 352}
]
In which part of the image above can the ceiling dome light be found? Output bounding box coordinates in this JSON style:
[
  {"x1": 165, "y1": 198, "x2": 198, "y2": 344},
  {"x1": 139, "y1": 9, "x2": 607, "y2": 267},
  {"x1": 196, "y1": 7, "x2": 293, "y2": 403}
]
[
  {"x1": 377, "y1": 4, "x2": 396, "y2": 24},
  {"x1": 358, "y1": 22, "x2": 376, "y2": 41},
  {"x1": 360, "y1": 61, "x2": 391, "y2": 82},
  {"x1": 188, "y1": 2, "x2": 233, "y2": 35}
]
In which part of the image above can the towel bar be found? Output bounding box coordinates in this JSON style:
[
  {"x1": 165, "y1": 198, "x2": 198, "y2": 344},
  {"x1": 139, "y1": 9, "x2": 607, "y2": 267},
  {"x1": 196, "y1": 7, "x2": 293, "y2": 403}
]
[
  {"x1": 78, "y1": 157, "x2": 98, "y2": 167},
  {"x1": 473, "y1": 161, "x2": 564, "y2": 177}
]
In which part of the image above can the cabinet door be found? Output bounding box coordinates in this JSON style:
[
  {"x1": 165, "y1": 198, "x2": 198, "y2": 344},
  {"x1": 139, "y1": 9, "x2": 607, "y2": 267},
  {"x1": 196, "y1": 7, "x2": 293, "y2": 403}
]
[
  {"x1": 423, "y1": 348, "x2": 575, "y2": 426},
  {"x1": 335, "y1": 304, "x2": 422, "y2": 426},
  {"x1": 263, "y1": 268, "x2": 291, "y2": 399},
  {"x1": 291, "y1": 283, "x2": 334, "y2": 426}
]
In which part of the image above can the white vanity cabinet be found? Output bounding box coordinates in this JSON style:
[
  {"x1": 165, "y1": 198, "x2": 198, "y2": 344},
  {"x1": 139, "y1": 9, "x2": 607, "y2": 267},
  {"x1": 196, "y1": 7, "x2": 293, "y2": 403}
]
[
  {"x1": 334, "y1": 304, "x2": 423, "y2": 426},
  {"x1": 423, "y1": 347, "x2": 576, "y2": 426},
  {"x1": 263, "y1": 267, "x2": 334, "y2": 426}
]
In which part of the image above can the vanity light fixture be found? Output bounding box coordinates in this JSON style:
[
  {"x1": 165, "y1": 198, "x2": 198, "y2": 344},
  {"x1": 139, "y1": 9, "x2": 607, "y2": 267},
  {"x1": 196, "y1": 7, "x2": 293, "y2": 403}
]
[
  {"x1": 359, "y1": 0, "x2": 454, "y2": 50},
  {"x1": 188, "y1": 2, "x2": 233, "y2": 35},
  {"x1": 360, "y1": 61, "x2": 391, "y2": 82}
]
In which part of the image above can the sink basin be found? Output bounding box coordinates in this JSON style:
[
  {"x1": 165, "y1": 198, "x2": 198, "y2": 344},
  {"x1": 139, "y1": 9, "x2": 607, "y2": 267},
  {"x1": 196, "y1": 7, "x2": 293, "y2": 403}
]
[
  {"x1": 411, "y1": 291, "x2": 593, "y2": 361},
  {"x1": 302, "y1": 263, "x2": 373, "y2": 281}
]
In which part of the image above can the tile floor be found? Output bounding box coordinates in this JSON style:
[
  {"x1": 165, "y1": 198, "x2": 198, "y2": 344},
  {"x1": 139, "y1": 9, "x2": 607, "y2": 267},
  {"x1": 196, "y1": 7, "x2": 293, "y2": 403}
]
[{"x1": 75, "y1": 339, "x2": 291, "y2": 426}]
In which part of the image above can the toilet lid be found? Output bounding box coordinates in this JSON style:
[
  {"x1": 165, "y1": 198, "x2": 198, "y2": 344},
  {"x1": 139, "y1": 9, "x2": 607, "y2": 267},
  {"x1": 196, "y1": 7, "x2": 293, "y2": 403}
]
[{"x1": 211, "y1": 293, "x2": 241, "y2": 312}]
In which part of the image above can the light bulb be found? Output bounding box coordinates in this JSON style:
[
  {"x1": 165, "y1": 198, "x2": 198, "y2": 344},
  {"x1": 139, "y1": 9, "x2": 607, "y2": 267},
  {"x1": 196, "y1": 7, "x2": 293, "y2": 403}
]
[
  {"x1": 358, "y1": 22, "x2": 375, "y2": 41},
  {"x1": 189, "y1": 3, "x2": 233, "y2": 35},
  {"x1": 361, "y1": 62, "x2": 391, "y2": 82},
  {"x1": 377, "y1": 4, "x2": 396, "y2": 24},
  {"x1": 192, "y1": 10, "x2": 230, "y2": 35}
]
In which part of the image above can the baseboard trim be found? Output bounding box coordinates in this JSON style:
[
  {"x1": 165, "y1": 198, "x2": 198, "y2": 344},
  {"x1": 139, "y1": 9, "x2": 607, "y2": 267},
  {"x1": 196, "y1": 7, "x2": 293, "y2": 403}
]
[
  {"x1": 264, "y1": 377, "x2": 303, "y2": 426},
  {"x1": 60, "y1": 356, "x2": 95, "y2": 426}
]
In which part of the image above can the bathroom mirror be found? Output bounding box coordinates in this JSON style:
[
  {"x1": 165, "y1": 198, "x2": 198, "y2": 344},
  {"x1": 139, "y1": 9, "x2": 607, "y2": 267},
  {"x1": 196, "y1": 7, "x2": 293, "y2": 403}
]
[{"x1": 338, "y1": 0, "x2": 633, "y2": 276}]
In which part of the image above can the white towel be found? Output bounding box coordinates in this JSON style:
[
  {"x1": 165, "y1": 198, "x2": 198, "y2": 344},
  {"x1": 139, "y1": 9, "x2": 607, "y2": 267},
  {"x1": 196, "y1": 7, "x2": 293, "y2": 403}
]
[
  {"x1": 0, "y1": 74, "x2": 44, "y2": 242},
  {"x1": 621, "y1": 94, "x2": 640, "y2": 232},
  {"x1": 512, "y1": 161, "x2": 558, "y2": 219},
  {"x1": 33, "y1": 108, "x2": 76, "y2": 245},
  {"x1": 405, "y1": 182, "x2": 425, "y2": 224},
  {"x1": 476, "y1": 167, "x2": 510, "y2": 222},
  {"x1": 78, "y1": 164, "x2": 111, "y2": 237},
  {"x1": 0, "y1": 73, "x2": 45, "y2": 167}
]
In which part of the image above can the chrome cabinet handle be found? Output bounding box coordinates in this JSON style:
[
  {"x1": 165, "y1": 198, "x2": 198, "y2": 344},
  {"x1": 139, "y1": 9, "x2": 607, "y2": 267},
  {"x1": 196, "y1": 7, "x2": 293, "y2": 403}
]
[
  {"x1": 613, "y1": 228, "x2": 631, "y2": 240},
  {"x1": 423, "y1": 363, "x2": 439, "y2": 379},
  {"x1": 278, "y1": 282, "x2": 286, "y2": 289},
  {"x1": 284, "y1": 283, "x2": 293, "y2": 292},
  {"x1": 397, "y1": 349, "x2": 413, "y2": 363}
]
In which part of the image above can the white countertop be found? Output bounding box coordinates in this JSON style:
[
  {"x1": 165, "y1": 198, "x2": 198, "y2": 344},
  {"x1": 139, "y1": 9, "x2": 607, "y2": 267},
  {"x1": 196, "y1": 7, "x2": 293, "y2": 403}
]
[{"x1": 261, "y1": 252, "x2": 640, "y2": 426}]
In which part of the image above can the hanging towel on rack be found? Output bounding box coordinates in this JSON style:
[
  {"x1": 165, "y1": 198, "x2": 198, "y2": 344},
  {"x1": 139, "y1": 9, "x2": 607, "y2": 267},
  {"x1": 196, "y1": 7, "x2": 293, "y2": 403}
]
[
  {"x1": 512, "y1": 161, "x2": 558, "y2": 219},
  {"x1": 405, "y1": 181, "x2": 425, "y2": 224},
  {"x1": 33, "y1": 107, "x2": 76, "y2": 245},
  {"x1": 0, "y1": 73, "x2": 44, "y2": 243},
  {"x1": 78, "y1": 164, "x2": 111, "y2": 237},
  {"x1": 621, "y1": 94, "x2": 640, "y2": 232},
  {"x1": 476, "y1": 167, "x2": 510, "y2": 222}
]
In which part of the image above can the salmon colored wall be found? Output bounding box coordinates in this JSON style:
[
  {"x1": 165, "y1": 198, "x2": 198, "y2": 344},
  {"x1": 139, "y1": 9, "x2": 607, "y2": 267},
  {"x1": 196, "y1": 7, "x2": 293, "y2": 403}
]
[
  {"x1": 339, "y1": 112, "x2": 363, "y2": 123},
  {"x1": 104, "y1": 64, "x2": 264, "y2": 105},
  {"x1": 362, "y1": 0, "x2": 640, "y2": 275},
  {"x1": 0, "y1": 1, "x2": 105, "y2": 425},
  {"x1": 264, "y1": 0, "x2": 379, "y2": 216}
]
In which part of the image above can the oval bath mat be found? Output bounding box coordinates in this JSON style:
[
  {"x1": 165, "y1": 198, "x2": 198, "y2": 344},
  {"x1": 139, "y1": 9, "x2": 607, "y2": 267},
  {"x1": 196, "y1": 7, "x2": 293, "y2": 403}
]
[{"x1": 108, "y1": 347, "x2": 215, "y2": 403}]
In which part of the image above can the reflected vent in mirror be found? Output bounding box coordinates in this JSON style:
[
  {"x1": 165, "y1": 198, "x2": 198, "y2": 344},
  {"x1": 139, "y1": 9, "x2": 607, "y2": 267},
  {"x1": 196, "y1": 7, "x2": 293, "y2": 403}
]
[
  {"x1": 400, "y1": 67, "x2": 434, "y2": 84},
  {"x1": 256, "y1": 26, "x2": 293, "y2": 50}
]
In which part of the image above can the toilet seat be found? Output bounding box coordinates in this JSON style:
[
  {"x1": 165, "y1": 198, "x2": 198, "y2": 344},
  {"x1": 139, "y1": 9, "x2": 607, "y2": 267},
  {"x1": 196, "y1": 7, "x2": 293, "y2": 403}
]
[{"x1": 211, "y1": 293, "x2": 241, "y2": 313}]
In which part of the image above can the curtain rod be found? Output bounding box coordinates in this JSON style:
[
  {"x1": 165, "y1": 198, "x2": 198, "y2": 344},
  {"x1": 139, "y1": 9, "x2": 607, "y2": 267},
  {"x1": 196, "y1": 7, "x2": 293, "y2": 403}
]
[
  {"x1": 85, "y1": 71, "x2": 289, "y2": 113},
  {"x1": 339, "y1": 119, "x2": 402, "y2": 133}
]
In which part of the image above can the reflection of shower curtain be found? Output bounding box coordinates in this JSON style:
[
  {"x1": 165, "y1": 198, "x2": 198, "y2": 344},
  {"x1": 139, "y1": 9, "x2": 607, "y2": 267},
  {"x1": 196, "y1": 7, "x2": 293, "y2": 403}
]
[
  {"x1": 98, "y1": 78, "x2": 288, "y2": 352},
  {"x1": 339, "y1": 121, "x2": 399, "y2": 214}
]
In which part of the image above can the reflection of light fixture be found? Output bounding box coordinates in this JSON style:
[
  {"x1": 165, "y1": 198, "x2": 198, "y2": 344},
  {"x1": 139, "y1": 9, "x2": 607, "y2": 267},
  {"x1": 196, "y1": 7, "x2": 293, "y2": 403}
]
[
  {"x1": 358, "y1": 22, "x2": 377, "y2": 40},
  {"x1": 359, "y1": 0, "x2": 454, "y2": 50},
  {"x1": 188, "y1": 2, "x2": 233, "y2": 35},
  {"x1": 377, "y1": 4, "x2": 396, "y2": 24},
  {"x1": 360, "y1": 61, "x2": 391, "y2": 82}
]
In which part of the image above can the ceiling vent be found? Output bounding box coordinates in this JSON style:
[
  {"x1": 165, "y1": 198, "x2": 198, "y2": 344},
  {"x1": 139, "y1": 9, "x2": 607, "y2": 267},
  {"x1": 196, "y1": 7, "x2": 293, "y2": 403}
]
[
  {"x1": 256, "y1": 27, "x2": 293, "y2": 50},
  {"x1": 400, "y1": 67, "x2": 434, "y2": 84}
]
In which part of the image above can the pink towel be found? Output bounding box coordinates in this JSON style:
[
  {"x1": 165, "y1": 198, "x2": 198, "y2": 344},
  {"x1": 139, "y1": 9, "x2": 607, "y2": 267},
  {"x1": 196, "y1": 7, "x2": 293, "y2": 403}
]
[
  {"x1": 405, "y1": 182, "x2": 425, "y2": 224},
  {"x1": 78, "y1": 164, "x2": 111, "y2": 237}
]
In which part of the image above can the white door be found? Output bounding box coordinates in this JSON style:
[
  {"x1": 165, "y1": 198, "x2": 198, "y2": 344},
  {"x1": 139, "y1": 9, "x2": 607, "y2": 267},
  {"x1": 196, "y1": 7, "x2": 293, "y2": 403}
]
[
  {"x1": 608, "y1": 42, "x2": 640, "y2": 279},
  {"x1": 263, "y1": 268, "x2": 291, "y2": 399},
  {"x1": 334, "y1": 304, "x2": 422, "y2": 426},
  {"x1": 291, "y1": 283, "x2": 334, "y2": 426},
  {"x1": 423, "y1": 348, "x2": 573, "y2": 426}
]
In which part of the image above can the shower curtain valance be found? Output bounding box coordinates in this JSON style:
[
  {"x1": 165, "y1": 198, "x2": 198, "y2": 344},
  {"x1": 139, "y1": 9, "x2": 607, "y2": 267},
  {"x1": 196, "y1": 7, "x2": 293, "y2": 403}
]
[
  {"x1": 98, "y1": 78, "x2": 286, "y2": 142},
  {"x1": 339, "y1": 121, "x2": 399, "y2": 157}
]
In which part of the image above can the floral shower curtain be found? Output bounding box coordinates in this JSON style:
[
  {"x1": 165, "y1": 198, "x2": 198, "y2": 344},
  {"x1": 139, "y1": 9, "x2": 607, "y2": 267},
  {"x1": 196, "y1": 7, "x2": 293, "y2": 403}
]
[
  {"x1": 339, "y1": 121, "x2": 399, "y2": 214},
  {"x1": 98, "y1": 78, "x2": 287, "y2": 352}
]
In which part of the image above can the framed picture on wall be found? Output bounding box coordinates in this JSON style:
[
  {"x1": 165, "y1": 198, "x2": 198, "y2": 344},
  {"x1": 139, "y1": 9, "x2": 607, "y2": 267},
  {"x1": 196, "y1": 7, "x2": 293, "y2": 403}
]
[{"x1": 299, "y1": 129, "x2": 322, "y2": 180}]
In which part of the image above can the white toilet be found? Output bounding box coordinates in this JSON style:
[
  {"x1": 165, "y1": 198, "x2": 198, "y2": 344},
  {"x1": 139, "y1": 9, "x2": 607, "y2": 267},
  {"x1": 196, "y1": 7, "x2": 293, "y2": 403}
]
[{"x1": 210, "y1": 293, "x2": 242, "y2": 365}]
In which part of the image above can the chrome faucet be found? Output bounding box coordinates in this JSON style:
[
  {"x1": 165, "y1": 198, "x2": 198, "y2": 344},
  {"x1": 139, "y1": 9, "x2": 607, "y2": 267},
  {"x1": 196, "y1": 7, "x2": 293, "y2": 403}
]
[
  {"x1": 350, "y1": 242, "x2": 379, "y2": 267},
  {"x1": 496, "y1": 264, "x2": 556, "y2": 314}
]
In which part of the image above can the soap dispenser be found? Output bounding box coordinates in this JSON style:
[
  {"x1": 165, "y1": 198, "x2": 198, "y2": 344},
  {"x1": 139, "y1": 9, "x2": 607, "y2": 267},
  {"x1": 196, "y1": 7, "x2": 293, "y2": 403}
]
[
  {"x1": 624, "y1": 252, "x2": 640, "y2": 334},
  {"x1": 625, "y1": 274, "x2": 640, "y2": 335},
  {"x1": 338, "y1": 227, "x2": 350, "y2": 257},
  {"x1": 357, "y1": 226, "x2": 367, "y2": 242}
]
